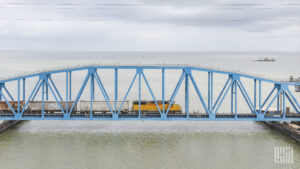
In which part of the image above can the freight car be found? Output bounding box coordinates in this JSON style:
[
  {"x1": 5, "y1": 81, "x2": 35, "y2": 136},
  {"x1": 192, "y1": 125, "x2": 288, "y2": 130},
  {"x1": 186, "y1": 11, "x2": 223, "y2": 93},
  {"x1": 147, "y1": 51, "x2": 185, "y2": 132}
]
[
  {"x1": 26, "y1": 101, "x2": 74, "y2": 116},
  {"x1": 25, "y1": 101, "x2": 129, "y2": 117},
  {"x1": 0, "y1": 101, "x2": 23, "y2": 111},
  {"x1": 0, "y1": 101, "x2": 24, "y2": 116},
  {"x1": 73, "y1": 101, "x2": 129, "y2": 117},
  {"x1": 132, "y1": 100, "x2": 182, "y2": 117},
  {"x1": 0, "y1": 100, "x2": 181, "y2": 118},
  {"x1": 76, "y1": 101, "x2": 129, "y2": 113}
]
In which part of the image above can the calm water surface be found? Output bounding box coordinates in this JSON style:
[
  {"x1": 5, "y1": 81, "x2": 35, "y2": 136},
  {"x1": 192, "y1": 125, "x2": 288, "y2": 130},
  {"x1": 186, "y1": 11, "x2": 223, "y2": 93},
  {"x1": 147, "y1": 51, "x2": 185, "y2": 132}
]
[{"x1": 0, "y1": 51, "x2": 299, "y2": 169}]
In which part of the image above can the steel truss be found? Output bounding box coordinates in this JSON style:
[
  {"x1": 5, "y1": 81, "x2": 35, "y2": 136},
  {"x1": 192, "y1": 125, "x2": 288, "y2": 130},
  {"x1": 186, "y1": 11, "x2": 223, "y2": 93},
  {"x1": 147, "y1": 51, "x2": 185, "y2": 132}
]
[{"x1": 0, "y1": 65, "x2": 299, "y2": 121}]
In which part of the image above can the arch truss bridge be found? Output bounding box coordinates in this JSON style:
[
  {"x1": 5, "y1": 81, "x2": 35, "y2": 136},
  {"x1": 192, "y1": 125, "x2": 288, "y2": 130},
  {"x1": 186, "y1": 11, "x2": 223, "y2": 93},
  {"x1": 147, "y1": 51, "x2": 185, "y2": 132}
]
[{"x1": 0, "y1": 64, "x2": 299, "y2": 121}]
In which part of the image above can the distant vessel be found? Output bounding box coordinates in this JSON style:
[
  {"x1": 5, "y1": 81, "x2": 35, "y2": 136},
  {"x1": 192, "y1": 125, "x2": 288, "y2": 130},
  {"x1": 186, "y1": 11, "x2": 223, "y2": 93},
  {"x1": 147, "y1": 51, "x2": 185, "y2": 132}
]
[{"x1": 253, "y1": 57, "x2": 276, "y2": 62}]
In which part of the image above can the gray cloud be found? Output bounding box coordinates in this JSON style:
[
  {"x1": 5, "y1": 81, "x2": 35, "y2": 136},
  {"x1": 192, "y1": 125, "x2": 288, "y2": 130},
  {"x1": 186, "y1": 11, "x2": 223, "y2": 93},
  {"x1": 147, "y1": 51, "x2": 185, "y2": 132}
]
[{"x1": 0, "y1": 0, "x2": 299, "y2": 51}]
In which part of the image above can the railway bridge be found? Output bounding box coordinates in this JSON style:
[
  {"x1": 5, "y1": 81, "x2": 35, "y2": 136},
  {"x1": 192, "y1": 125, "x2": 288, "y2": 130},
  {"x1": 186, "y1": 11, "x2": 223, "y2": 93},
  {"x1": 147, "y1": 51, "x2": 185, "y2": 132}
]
[{"x1": 0, "y1": 64, "x2": 299, "y2": 121}]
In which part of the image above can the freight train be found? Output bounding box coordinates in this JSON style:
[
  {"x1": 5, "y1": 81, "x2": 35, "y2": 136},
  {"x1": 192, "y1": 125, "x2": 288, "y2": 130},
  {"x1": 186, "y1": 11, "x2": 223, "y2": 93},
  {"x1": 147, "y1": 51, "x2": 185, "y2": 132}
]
[{"x1": 0, "y1": 100, "x2": 182, "y2": 117}]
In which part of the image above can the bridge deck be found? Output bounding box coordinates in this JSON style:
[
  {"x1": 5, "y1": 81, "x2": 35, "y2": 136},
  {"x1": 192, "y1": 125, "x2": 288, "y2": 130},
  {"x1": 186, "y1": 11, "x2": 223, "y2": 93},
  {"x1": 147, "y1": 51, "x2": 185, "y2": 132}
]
[{"x1": 1, "y1": 111, "x2": 300, "y2": 121}]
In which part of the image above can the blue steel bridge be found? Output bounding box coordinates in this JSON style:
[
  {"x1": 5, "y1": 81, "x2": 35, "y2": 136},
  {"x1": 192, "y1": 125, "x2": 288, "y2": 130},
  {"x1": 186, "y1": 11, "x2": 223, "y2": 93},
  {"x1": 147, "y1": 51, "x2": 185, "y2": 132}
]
[{"x1": 0, "y1": 64, "x2": 299, "y2": 121}]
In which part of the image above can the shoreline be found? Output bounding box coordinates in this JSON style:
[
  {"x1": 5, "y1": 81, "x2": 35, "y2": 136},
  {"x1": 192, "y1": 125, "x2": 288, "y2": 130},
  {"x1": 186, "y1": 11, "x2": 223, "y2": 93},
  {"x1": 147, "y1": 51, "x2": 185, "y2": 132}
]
[
  {"x1": 0, "y1": 120, "x2": 23, "y2": 134},
  {"x1": 262, "y1": 121, "x2": 300, "y2": 143}
]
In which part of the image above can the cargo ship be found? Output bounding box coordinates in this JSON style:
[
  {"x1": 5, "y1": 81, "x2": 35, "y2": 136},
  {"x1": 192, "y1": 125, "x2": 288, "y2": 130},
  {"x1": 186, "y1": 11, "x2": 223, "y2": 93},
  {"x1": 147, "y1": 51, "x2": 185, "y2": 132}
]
[{"x1": 253, "y1": 57, "x2": 276, "y2": 62}]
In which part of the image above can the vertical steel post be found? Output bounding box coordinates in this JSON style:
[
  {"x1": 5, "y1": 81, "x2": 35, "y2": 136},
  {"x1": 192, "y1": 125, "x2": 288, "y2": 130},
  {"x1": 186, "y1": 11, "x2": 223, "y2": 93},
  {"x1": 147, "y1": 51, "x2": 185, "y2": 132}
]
[
  {"x1": 277, "y1": 87, "x2": 280, "y2": 112},
  {"x1": 115, "y1": 68, "x2": 118, "y2": 114},
  {"x1": 0, "y1": 85, "x2": 2, "y2": 101},
  {"x1": 138, "y1": 70, "x2": 141, "y2": 118},
  {"x1": 69, "y1": 71, "x2": 72, "y2": 101},
  {"x1": 208, "y1": 72, "x2": 211, "y2": 111},
  {"x1": 231, "y1": 79, "x2": 234, "y2": 114},
  {"x1": 162, "y1": 68, "x2": 165, "y2": 117},
  {"x1": 283, "y1": 90, "x2": 286, "y2": 119},
  {"x1": 254, "y1": 79, "x2": 257, "y2": 110},
  {"x1": 23, "y1": 78, "x2": 25, "y2": 101},
  {"x1": 42, "y1": 79, "x2": 45, "y2": 118},
  {"x1": 18, "y1": 80, "x2": 20, "y2": 115},
  {"x1": 185, "y1": 70, "x2": 189, "y2": 118},
  {"x1": 235, "y1": 80, "x2": 237, "y2": 118},
  {"x1": 90, "y1": 71, "x2": 94, "y2": 119},
  {"x1": 211, "y1": 72, "x2": 213, "y2": 111},
  {"x1": 66, "y1": 72, "x2": 69, "y2": 115},
  {"x1": 91, "y1": 72, "x2": 95, "y2": 101},
  {"x1": 46, "y1": 77, "x2": 49, "y2": 101},
  {"x1": 259, "y1": 80, "x2": 262, "y2": 114}
]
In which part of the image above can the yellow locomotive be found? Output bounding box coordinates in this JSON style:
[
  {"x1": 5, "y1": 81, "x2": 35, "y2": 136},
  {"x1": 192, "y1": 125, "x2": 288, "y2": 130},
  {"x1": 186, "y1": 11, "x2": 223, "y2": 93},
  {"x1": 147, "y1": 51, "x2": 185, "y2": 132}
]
[{"x1": 132, "y1": 100, "x2": 182, "y2": 117}]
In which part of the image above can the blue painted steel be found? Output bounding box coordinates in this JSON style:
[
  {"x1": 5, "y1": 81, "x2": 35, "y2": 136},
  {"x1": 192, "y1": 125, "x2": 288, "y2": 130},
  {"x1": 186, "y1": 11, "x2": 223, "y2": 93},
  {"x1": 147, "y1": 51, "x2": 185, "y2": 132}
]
[
  {"x1": 254, "y1": 79, "x2": 257, "y2": 110},
  {"x1": 41, "y1": 78, "x2": 45, "y2": 118},
  {"x1": 4, "y1": 86, "x2": 14, "y2": 101},
  {"x1": 0, "y1": 84, "x2": 2, "y2": 101},
  {"x1": 213, "y1": 77, "x2": 230, "y2": 111},
  {"x1": 45, "y1": 80, "x2": 65, "y2": 114},
  {"x1": 0, "y1": 65, "x2": 299, "y2": 121},
  {"x1": 49, "y1": 77, "x2": 63, "y2": 101},
  {"x1": 66, "y1": 72, "x2": 69, "y2": 118},
  {"x1": 165, "y1": 71, "x2": 185, "y2": 116},
  {"x1": 69, "y1": 72, "x2": 90, "y2": 114},
  {"x1": 286, "y1": 88, "x2": 300, "y2": 110},
  {"x1": 138, "y1": 70, "x2": 141, "y2": 118},
  {"x1": 185, "y1": 70, "x2": 189, "y2": 118},
  {"x1": 20, "y1": 79, "x2": 41, "y2": 116},
  {"x1": 18, "y1": 79, "x2": 20, "y2": 114},
  {"x1": 283, "y1": 90, "x2": 286, "y2": 119},
  {"x1": 90, "y1": 70, "x2": 94, "y2": 119},
  {"x1": 231, "y1": 79, "x2": 234, "y2": 114},
  {"x1": 208, "y1": 72, "x2": 211, "y2": 112},
  {"x1": 94, "y1": 71, "x2": 114, "y2": 114},
  {"x1": 46, "y1": 78, "x2": 48, "y2": 101},
  {"x1": 32, "y1": 81, "x2": 42, "y2": 101},
  {"x1": 114, "y1": 68, "x2": 118, "y2": 114},
  {"x1": 162, "y1": 68, "x2": 165, "y2": 118},
  {"x1": 189, "y1": 71, "x2": 210, "y2": 115},
  {"x1": 237, "y1": 79, "x2": 257, "y2": 114},
  {"x1": 69, "y1": 71, "x2": 72, "y2": 100},
  {"x1": 277, "y1": 88, "x2": 280, "y2": 112},
  {"x1": 211, "y1": 72, "x2": 213, "y2": 111},
  {"x1": 141, "y1": 72, "x2": 162, "y2": 116},
  {"x1": 259, "y1": 80, "x2": 262, "y2": 114},
  {"x1": 263, "y1": 89, "x2": 281, "y2": 116},
  {"x1": 213, "y1": 79, "x2": 234, "y2": 115},
  {"x1": 117, "y1": 72, "x2": 138, "y2": 116},
  {"x1": 234, "y1": 80, "x2": 237, "y2": 118},
  {"x1": 261, "y1": 86, "x2": 276, "y2": 108},
  {"x1": 0, "y1": 90, "x2": 17, "y2": 116},
  {"x1": 285, "y1": 91, "x2": 300, "y2": 114},
  {"x1": 23, "y1": 78, "x2": 25, "y2": 101},
  {"x1": 95, "y1": 72, "x2": 110, "y2": 101}
]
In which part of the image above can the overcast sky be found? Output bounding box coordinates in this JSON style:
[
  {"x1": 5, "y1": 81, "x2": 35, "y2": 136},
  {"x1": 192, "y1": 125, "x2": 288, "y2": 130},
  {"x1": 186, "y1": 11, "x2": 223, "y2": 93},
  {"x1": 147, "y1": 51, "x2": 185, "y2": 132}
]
[{"x1": 0, "y1": 0, "x2": 299, "y2": 51}]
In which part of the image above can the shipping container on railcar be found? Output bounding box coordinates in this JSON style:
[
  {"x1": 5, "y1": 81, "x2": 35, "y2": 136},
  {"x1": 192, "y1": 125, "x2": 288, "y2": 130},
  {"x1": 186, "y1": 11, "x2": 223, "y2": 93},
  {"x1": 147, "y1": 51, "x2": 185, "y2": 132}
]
[{"x1": 76, "y1": 101, "x2": 129, "y2": 114}]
